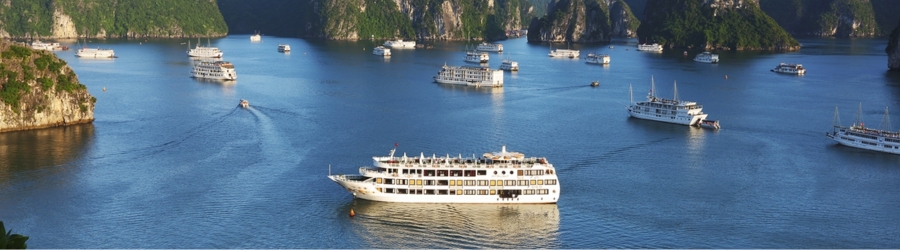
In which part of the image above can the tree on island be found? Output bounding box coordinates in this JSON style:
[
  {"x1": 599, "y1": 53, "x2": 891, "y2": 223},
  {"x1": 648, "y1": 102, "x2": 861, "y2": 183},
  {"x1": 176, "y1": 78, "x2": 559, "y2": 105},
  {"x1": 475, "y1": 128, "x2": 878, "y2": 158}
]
[{"x1": 0, "y1": 221, "x2": 29, "y2": 249}]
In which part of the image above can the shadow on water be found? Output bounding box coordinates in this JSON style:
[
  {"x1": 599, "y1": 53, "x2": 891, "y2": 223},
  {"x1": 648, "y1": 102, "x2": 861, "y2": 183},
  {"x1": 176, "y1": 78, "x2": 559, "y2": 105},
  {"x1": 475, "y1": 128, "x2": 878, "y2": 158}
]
[
  {"x1": 342, "y1": 199, "x2": 561, "y2": 248},
  {"x1": 0, "y1": 123, "x2": 95, "y2": 182}
]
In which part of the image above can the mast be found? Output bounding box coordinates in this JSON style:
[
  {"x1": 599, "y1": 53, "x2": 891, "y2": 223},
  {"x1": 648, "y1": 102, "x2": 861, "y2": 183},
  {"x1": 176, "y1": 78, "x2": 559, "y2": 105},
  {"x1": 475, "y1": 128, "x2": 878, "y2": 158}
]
[
  {"x1": 673, "y1": 81, "x2": 679, "y2": 102},
  {"x1": 629, "y1": 83, "x2": 634, "y2": 104},
  {"x1": 833, "y1": 105, "x2": 841, "y2": 127},
  {"x1": 649, "y1": 76, "x2": 656, "y2": 99},
  {"x1": 882, "y1": 106, "x2": 892, "y2": 131},
  {"x1": 856, "y1": 102, "x2": 863, "y2": 127}
]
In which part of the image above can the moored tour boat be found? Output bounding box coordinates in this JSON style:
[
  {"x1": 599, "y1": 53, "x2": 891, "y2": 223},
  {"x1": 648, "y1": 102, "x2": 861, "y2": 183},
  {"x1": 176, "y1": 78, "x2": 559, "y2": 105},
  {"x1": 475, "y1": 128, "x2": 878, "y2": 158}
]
[
  {"x1": 637, "y1": 43, "x2": 663, "y2": 52},
  {"x1": 827, "y1": 104, "x2": 900, "y2": 154},
  {"x1": 278, "y1": 44, "x2": 291, "y2": 52},
  {"x1": 693, "y1": 52, "x2": 719, "y2": 63},
  {"x1": 549, "y1": 48, "x2": 579, "y2": 58},
  {"x1": 31, "y1": 40, "x2": 65, "y2": 51},
  {"x1": 772, "y1": 63, "x2": 806, "y2": 75},
  {"x1": 250, "y1": 32, "x2": 261, "y2": 42},
  {"x1": 383, "y1": 39, "x2": 416, "y2": 49},
  {"x1": 465, "y1": 50, "x2": 489, "y2": 63},
  {"x1": 434, "y1": 64, "x2": 503, "y2": 87},
  {"x1": 191, "y1": 61, "x2": 237, "y2": 80},
  {"x1": 327, "y1": 146, "x2": 561, "y2": 203},
  {"x1": 76, "y1": 46, "x2": 116, "y2": 58},
  {"x1": 585, "y1": 52, "x2": 610, "y2": 64},
  {"x1": 476, "y1": 42, "x2": 503, "y2": 52},
  {"x1": 187, "y1": 38, "x2": 223, "y2": 58},
  {"x1": 626, "y1": 77, "x2": 719, "y2": 128},
  {"x1": 500, "y1": 59, "x2": 518, "y2": 71},
  {"x1": 373, "y1": 46, "x2": 391, "y2": 56}
]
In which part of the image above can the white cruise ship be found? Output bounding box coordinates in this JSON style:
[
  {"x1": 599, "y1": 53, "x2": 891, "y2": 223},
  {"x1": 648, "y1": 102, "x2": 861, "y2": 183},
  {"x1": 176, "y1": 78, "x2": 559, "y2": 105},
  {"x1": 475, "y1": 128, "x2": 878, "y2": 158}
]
[
  {"x1": 464, "y1": 50, "x2": 489, "y2": 63},
  {"x1": 500, "y1": 59, "x2": 519, "y2": 71},
  {"x1": 191, "y1": 61, "x2": 237, "y2": 80},
  {"x1": 693, "y1": 51, "x2": 719, "y2": 63},
  {"x1": 250, "y1": 32, "x2": 261, "y2": 42},
  {"x1": 585, "y1": 52, "x2": 610, "y2": 64},
  {"x1": 187, "y1": 39, "x2": 223, "y2": 58},
  {"x1": 549, "y1": 48, "x2": 579, "y2": 58},
  {"x1": 637, "y1": 43, "x2": 663, "y2": 52},
  {"x1": 278, "y1": 44, "x2": 291, "y2": 52},
  {"x1": 626, "y1": 77, "x2": 718, "y2": 128},
  {"x1": 476, "y1": 42, "x2": 503, "y2": 52},
  {"x1": 827, "y1": 104, "x2": 900, "y2": 154},
  {"x1": 328, "y1": 146, "x2": 561, "y2": 203},
  {"x1": 31, "y1": 40, "x2": 64, "y2": 51},
  {"x1": 383, "y1": 39, "x2": 416, "y2": 49},
  {"x1": 373, "y1": 46, "x2": 391, "y2": 56},
  {"x1": 76, "y1": 47, "x2": 116, "y2": 58},
  {"x1": 434, "y1": 64, "x2": 503, "y2": 87},
  {"x1": 772, "y1": 63, "x2": 806, "y2": 75}
]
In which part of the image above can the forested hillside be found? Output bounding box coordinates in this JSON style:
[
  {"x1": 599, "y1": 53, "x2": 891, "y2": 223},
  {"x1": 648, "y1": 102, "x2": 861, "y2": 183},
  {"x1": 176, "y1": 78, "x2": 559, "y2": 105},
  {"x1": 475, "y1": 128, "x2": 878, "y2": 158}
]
[
  {"x1": 0, "y1": 0, "x2": 227, "y2": 38},
  {"x1": 760, "y1": 0, "x2": 900, "y2": 37},
  {"x1": 637, "y1": 0, "x2": 799, "y2": 51}
]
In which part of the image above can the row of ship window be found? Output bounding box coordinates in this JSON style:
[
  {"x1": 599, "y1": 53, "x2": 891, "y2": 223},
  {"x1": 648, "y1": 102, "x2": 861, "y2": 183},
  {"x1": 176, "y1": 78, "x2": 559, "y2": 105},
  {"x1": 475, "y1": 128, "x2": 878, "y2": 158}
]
[
  {"x1": 379, "y1": 188, "x2": 551, "y2": 195},
  {"x1": 377, "y1": 178, "x2": 558, "y2": 186},
  {"x1": 385, "y1": 168, "x2": 552, "y2": 177}
]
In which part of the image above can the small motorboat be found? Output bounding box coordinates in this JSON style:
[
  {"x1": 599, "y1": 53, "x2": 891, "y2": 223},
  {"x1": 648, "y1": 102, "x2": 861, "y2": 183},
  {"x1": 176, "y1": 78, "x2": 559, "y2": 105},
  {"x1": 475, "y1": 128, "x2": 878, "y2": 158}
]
[
  {"x1": 698, "y1": 119, "x2": 720, "y2": 129},
  {"x1": 239, "y1": 99, "x2": 249, "y2": 108},
  {"x1": 590, "y1": 81, "x2": 600, "y2": 87}
]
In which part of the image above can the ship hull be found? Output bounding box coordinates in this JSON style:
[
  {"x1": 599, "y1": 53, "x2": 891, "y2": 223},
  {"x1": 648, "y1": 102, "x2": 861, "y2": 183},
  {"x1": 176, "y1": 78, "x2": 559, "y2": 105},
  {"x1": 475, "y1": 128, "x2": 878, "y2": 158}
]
[
  {"x1": 627, "y1": 107, "x2": 706, "y2": 126},
  {"x1": 329, "y1": 175, "x2": 559, "y2": 204}
]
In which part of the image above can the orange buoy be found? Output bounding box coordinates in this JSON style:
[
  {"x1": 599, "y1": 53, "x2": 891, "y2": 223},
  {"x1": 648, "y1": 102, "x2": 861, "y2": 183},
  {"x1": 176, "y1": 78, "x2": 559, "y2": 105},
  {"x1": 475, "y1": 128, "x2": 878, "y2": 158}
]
[{"x1": 349, "y1": 209, "x2": 355, "y2": 217}]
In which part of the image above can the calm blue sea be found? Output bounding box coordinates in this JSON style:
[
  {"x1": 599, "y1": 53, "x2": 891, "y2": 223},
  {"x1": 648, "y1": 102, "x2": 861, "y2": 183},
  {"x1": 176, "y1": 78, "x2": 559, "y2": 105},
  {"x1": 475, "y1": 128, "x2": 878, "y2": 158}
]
[{"x1": 1, "y1": 35, "x2": 899, "y2": 248}]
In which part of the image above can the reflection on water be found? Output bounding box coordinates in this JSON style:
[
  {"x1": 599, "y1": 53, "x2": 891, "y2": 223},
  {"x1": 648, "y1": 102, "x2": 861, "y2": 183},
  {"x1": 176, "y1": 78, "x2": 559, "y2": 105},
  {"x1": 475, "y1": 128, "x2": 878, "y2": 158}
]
[
  {"x1": 347, "y1": 200, "x2": 560, "y2": 248},
  {"x1": 0, "y1": 124, "x2": 94, "y2": 183}
]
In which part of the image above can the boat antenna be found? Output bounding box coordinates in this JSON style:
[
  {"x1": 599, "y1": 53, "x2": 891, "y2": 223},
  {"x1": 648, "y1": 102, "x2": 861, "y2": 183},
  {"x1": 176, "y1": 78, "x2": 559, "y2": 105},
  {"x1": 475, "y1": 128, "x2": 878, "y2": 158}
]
[
  {"x1": 882, "y1": 106, "x2": 892, "y2": 131},
  {"x1": 328, "y1": 164, "x2": 331, "y2": 176},
  {"x1": 649, "y1": 76, "x2": 656, "y2": 99},
  {"x1": 833, "y1": 105, "x2": 841, "y2": 127}
]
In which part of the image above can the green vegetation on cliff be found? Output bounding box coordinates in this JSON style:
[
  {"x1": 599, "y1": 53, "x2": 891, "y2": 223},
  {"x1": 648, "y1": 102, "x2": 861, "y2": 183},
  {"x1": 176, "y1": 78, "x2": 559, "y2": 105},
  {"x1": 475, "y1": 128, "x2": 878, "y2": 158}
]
[
  {"x1": 759, "y1": 0, "x2": 878, "y2": 37},
  {"x1": 528, "y1": 0, "x2": 639, "y2": 43},
  {"x1": 637, "y1": 0, "x2": 799, "y2": 50},
  {"x1": 0, "y1": 0, "x2": 227, "y2": 38},
  {"x1": 1, "y1": 42, "x2": 90, "y2": 114}
]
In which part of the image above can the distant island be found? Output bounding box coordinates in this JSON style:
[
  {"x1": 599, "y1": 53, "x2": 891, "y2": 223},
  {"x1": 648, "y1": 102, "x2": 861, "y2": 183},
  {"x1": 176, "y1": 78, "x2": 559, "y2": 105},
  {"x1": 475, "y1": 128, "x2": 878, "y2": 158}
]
[
  {"x1": 760, "y1": 0, "x2": 900, "y2": 37},
  {"x1": 0, "y1": 40, "x2": 95, "y2": 132},
  {"x1": 526, "y1": 0, "x2": 640, "y2": 43}
]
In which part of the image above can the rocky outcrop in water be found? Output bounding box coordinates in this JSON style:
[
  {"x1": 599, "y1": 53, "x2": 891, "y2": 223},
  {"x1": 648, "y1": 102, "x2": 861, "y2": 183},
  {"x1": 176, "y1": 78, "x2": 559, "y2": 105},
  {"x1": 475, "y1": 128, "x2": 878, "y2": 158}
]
[
  {"x1": 887, "y1": 19, "x2": 900, "y2": 70},
  {"x1": 0, "y1": 40, "x2": 95, "y2": 132},
  {"x1": 637, "y1": 0, "x2": 799, "y2": 51}
]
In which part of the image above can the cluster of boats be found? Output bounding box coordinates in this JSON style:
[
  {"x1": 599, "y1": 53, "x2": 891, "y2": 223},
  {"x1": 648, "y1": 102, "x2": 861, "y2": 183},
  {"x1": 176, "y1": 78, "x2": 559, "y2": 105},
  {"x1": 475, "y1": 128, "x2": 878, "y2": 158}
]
[{"x1": 33, "y1": 39, "x2": 118, "y2": 58}]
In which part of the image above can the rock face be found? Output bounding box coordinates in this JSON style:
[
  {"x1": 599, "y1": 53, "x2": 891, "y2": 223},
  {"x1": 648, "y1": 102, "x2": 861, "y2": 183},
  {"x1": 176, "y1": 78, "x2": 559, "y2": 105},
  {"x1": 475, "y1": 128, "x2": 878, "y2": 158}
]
[
  {"x1": 0, "y1": 41, "x2": 95, "y2": 132},
  {"x1": 759, "y1": 0, "x2": 878, "y2": 37},
  {"x1": 887, "y1": 18, "x2": 900, "y2": 70},
  {"x1": 637, "y1": 0, "x2": 800, "y2": 51},
  {"x1": 219, "y1": 0, "x2": 533, "y2": 41},
  {"x1": 527, "y1": 0, "x2": 639, "y2": 43},
  {"x1": 0, "y1": 0, "x2": 228, "y2": 39}
]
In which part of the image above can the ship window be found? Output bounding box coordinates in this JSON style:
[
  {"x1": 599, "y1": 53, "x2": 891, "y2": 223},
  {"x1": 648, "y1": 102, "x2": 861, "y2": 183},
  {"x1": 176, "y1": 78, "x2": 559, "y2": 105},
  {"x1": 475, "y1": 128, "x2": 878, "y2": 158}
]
[
  {"x1": 502, "y1": 171, "x2": 506, "y2": 174},
  {"x1": 466, "y1": 180, "x2": 476, "y2": 186},
  {"x1": 496, "y1": 180, "x2": 503, "y2": 186},
  {"x1": 490, "y1": 180, "x2": 496, "y2": 186},
  {"x1": 437, "y1": 180, "x2": 448, "y2": 185},
  {"x1": 425, "y1": 180, "x2": 434, "y2": 185},
  {"x1": 426, "y1": 189, "x2": 435, "y2": 195},
  {"x1": 530, "y1": 180, "x2": 536, "y2": 185},
  {"x1": 519, "y1": 180, "x2": 527, "y2": 186},
  {"x1": 477, "y1": 170, "x2": 486, "y2": 175},
  {"x1": 424, "y1": 170, "x2": 435, "y2": 176},
  {"x1": 505, "y1": 180, "x2": 515, "y2": 186},
  {"x1": 386, "y1": 188, "x2": 394, "y2": 193},
  {"x1": 525, "y1": 189, "x2": 535, "y2": 195},
  {"x1": 490, "y1": 189, "x2": 496, "y2": 195},
  {"x1": 457, "y1": 180, "x2": 463, "y2": 186},
  {"x1": 449, "y1": 180, "x2": 455, "y2": 186},
  {"x1": 457, "y1": 189, "x2": 463, "y2": 195},
  {"x1": 494, "y1": 171, "x2": 498, "y2": 174},
  {"x1": 438, "y1": 189, "x2": 448, "y2": 195},
  {"x1": 398, "y1": 189, "x2": 408, "y2": 194},
  {"x1": 416, "y1": 180, "x2": 422, "y2": 185},
  {"x1": 402, "y1": 169, "x2": 409, "y2": 174},
  {"x1": 376, "y1": 178, "x2": 383, "y2": 184},
  {"x1": 538, "y1": 180, "x2": 543, "y2": 185},
  {"x1": 479, "y1": 180, "x2": 488, "y2": 186},
  {"x1": 478, "y1": 190, "x2": 488, "y2": 195},
  {"x1": 546, "y1": 179, "x2": 557, "y2": 185}
]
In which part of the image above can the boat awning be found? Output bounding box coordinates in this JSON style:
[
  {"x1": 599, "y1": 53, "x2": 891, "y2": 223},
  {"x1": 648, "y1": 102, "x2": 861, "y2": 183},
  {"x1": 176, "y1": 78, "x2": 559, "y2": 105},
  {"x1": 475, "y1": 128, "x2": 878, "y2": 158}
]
[{"x1": 482, "y1": 146, "x2": 525, "y2": 161}]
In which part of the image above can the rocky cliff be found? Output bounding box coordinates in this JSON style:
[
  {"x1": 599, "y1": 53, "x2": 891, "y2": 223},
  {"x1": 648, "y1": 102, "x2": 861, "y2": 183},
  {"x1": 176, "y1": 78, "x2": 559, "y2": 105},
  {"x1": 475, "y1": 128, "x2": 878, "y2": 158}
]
[
  {"x1": 887, "y1": 18, "x2": 900, "y2": 70},
  {"x1": 219, "y1": 0, "x2": 532, "y2": 41},
  {"x1": 0, "y1": 40, "x2": 95, "y2": 132},
  {"x1": 526, "y1": 0, "x2": 639, "y2": 43},
  {"x1": 637, "y1": 0, "x2": 799, "y2": 51},
  {"x1": 0, "y1": 0, "x2": 227, "y2": 39},
  {"x1": 759, "y1": 0, "x2": 878, "y2": 37}
]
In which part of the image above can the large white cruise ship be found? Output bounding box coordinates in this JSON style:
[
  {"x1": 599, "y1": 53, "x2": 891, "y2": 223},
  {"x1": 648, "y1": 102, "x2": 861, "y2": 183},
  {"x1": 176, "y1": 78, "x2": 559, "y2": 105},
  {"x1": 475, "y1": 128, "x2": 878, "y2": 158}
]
[
  {"x1": 433, "y1": 64, "x2": 503, "y2": 87},
  {"x1": 187, "y1": 39, "x2": 223, "y2": 58},
  {"x1": 549, "y1": 48, "x2": 579, "y2": 58},
  {"x1": 383, "y1": 39, "x2": 416, "y2": 49},
  {"x1": 31, "y1": 40, "x2": 64, "y2": 51},
  {"x1": 827, "y1": 104, "x2": 900, "y2": 154},
  {"x1": 476, "y1": 42, "x2": 503, "y2": 52},
  {"x1": 76, "y1": 47, "x2": 116, "y2": 58},
  {"x1": 372, "y1": 46, "x2": 391, "y2": 56},
  {"x1": 191, "y1": 61, "x2": 237, "y2": 80},
  {"x1": 626, "y1": 77, "x2": 718, "y2": 128},
  {"x1": 328, "y1": 146, "x2": 561, "y2": 203},
  {"x1": 772, "y1": 63, "x2": 806, "y2": 75}
]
